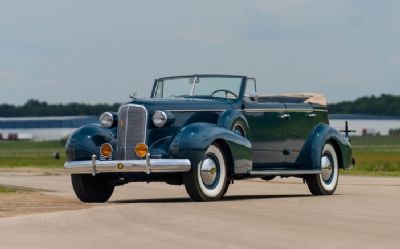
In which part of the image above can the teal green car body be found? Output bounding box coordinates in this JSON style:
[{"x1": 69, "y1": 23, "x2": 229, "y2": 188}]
[{"x1": 65, "y1": 74, "x2": 353, "y2": 191}]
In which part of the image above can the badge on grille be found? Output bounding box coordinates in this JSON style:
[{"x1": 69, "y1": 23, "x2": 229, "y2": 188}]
[{"x1": 117, "y1": 163, "x2": 124, "y2": 169}]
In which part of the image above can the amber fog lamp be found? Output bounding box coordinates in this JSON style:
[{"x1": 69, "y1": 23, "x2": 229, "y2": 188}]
[
  {"x1": 100, "y1": 143, "x2": 113, "y2": 158},
  {"x1": 135, "y1": 143, "x2": 148, "y2": 158}
]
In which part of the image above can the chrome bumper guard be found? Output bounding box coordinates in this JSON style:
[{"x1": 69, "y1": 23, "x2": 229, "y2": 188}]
[{"x1": 64, "y1": 155, "x2": 191, "y2": 175}]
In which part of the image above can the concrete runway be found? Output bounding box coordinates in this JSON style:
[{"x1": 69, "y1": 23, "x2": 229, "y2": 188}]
[{"x1": 0, "y1": 173, "x2": 399, "y2": 249}]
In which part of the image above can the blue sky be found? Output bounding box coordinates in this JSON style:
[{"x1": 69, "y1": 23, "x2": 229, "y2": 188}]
[{"x1": 0, "y1": 0, "x2": 399, "y2": 105}]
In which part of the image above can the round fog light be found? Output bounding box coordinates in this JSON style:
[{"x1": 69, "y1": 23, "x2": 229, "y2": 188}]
[
  {"x1": 135, "y1": 143, "x2": 148, "y2": 158},
  {"x1": 100, "y1": 143, "x2": 113, "y2": 158}
]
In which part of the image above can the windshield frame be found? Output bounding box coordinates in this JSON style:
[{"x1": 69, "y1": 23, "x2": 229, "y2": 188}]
[{"x1": 150, "y1": 74, "x2": 247, "y2": 101}]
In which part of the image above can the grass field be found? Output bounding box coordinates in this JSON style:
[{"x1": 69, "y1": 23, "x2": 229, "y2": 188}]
[
  {"x1": 0, "y1": 186, "x2": 17, "y2": 193},
  {"x1": 341, "y1": 136, "x2": 400, "y2": 176},
  {"x1": 0, "y1": 141, "x2": 65, "y2": 168},
  {"x1": 0, "y1": 136, "x2": 399, "y2": 176}
]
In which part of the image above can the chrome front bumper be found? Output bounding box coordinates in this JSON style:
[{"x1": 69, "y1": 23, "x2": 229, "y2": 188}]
[{"x1": 64, "y1": 155, "x2": 191, "y2": 175}]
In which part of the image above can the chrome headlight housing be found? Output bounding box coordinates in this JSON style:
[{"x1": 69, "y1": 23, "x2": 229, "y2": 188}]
[
  {"x1": 99, "y1": 112, "x2": 114, "y2": 128},
  {"x1": 152, "y1": 111, "x2": 168, "y2": 127}
]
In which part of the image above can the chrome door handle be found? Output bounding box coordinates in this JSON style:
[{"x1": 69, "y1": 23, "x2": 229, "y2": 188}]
[
  {"x1": 279, "y1": 114, "x2": 290, "y2": 119},
  {"x1": 307, "y1": 113, "x2": 317, "y2": 117}
]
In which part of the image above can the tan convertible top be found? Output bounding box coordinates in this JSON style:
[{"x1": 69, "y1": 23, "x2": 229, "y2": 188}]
[{"x1": 255, "y1": 93, "x2": 327, "y2": 106}]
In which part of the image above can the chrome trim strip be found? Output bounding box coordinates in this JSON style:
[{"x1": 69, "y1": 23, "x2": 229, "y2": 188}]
[
  {"x1": 165, "y1": 109, "x2": 226, "y2": 112},
  {"x1": 165, "y1": 108, "x2": 327, "y2": 113},
  {"x1": 286, "y1": 109, "x2": 313, "y2": 113},
  {"x1": 64, "y1": 159, "x2": 191, "y2": 174},
  {"x1": 91, "y1": 154, "x2": 97, "y2": 176},
  {"x1": 249, "y1": 170, "x2": 321, "y2": 176},
  {"x1": 243, "y1": 108, "x2": 327, "y2": 113},
  {"x1": 242, "y1": 109, "x2": 286, "y2": 113}
]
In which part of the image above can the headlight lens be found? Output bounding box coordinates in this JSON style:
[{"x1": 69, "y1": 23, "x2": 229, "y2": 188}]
[
  {"x1": 152, "y1": 111, "x2": 168, "y2": 127},
  {"x1": 99, "y1": 112, "x2": 114, "y2": 128}
]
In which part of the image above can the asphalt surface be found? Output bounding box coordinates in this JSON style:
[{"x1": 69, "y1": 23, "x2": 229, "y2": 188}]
[{"x1": 0, "y1": 173, "x2": 399, "y2": 249}]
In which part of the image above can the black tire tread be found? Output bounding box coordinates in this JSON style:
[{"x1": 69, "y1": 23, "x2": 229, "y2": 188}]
[{"x1": 71, "y1": 174, "x2": 114, "y2": 203}]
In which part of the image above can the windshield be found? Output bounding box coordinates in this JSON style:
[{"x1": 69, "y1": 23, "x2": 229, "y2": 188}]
[{"x1": 153, "y1": 76, "x2": 244, "y2": 100}]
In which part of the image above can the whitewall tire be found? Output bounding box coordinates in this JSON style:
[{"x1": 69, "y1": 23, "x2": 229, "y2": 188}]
[
  {"x1": 184, "y1": 144, "x2": 229, "y2": 201},
  {"x1": 306, "y1": 143, "x2": 339, "y2": 195}
]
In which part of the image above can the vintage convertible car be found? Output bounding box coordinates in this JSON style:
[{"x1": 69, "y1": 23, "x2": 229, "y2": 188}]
[{"x1": 65, "y1": 75, "x2": 355, "y2": 202}]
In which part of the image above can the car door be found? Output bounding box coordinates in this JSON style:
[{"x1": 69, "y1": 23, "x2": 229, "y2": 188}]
[
  {"x1": 243, "y1": 101, "x2": 288, "y2": 169},
  {"x1": 284, "y1": 103, "x2": 314, "y2": 166}
]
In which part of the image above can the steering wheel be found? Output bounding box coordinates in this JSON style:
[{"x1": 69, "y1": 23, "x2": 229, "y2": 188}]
[{"x1": 210, "y1": 89, "x2": 238, "y2": 98}]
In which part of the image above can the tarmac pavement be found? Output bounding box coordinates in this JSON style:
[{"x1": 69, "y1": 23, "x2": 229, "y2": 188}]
[{"x1": 0, "y1": 173, "x2": 399, "y2": 249}]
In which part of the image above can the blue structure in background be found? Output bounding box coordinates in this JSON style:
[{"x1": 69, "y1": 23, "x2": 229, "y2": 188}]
[
  {"x1": 0, "y1": 116, "x2": 99, "y2": 140},
  {"x1": 0, "y1": 116, "x2": 98, "y2": 129}
]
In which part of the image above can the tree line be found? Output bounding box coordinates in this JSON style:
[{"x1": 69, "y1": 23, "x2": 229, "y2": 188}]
[
  {"x1": 0, "y1": 99, "x2": 120, "y2": 117},
  {"x1": 328, "y1": 94, "x2": 400, "y2": 116},
  {"x1": 0, "y1": 94, "x2": 399, "y2": 117}
]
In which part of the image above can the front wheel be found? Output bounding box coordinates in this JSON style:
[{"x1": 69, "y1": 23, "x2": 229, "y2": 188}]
[
  {"x1": 306, "y1": 143, "x2": 339, "y2": 195},
  {"x1": 71, "y1": 174, "x2": 114, "y2": 203},
  {"x1": 184, "y1": 144, "x2": 229, "y2": 201}
]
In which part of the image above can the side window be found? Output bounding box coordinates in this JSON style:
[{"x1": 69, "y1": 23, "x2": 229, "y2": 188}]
[{"x1": 245, "y1": 78, "x2": 257, "y2": 96}]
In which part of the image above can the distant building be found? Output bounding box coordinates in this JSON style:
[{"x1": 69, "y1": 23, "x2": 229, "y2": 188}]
[
  {"x1": 329, "y1": 114, "x2": 400, "y2": 136},
  {"x1": 0, "y1": 116, "x2": 98, "y2": 141}
]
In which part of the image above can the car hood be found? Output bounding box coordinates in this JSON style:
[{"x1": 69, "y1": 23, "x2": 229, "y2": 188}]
[{"x1": 129, "y1": 98, "x2": 233, "y2": 112}]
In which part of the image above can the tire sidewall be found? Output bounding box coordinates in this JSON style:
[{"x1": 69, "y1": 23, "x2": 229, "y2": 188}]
[
  {"x1": 318, "y1": 143, "x2": 339, "y2": 194},
  {"x1": 231, "y1": 119, "x2": 248, "y2": 138},
  {"x1": 195, "y1": 144, "x2": 227, "y2": 199}
]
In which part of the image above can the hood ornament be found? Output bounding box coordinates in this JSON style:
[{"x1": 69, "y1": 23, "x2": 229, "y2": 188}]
[{"x1": 129, "y1": 91, "x2": 137, "y2": 99}]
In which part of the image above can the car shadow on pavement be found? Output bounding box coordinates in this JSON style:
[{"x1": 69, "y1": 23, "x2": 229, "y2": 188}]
[{"x1": 110, "y1": 194, "x2": 313, "y2": 204}]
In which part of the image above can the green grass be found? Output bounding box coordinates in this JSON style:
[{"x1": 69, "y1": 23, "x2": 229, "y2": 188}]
[
  {"x1": 0, "y1": 141, "x2": 65, "y2": 168},
  {"x1": 0, "y1": 186, "x2": 17, "y2": 193},
  {"x1": 341, "y1": 136, "x2": 400, "y2": 176}
]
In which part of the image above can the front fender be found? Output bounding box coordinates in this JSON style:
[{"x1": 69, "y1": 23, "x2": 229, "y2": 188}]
[
  {"x1": 66, "y1": 124, "x2": 116, "y2": 161},
  {"x1": 170, "y1": 122, "x2": 253, "y2": 174},
  {"x1": 298, "y1": 123, "x2": 353, "y2": 170}
]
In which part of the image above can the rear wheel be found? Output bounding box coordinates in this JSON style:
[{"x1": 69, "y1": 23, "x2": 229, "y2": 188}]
[
  {"x1": 184, "y1": 144, "x2": 229, "y2": 201},
  {"x1": 306, "y1": 143, "x2": 339, "y2": 195},
  {"x1": 71, "y1": 174, "x2": 114, "y2": 203}
]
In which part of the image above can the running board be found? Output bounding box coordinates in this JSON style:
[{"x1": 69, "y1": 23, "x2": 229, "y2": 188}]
[{"x1": 249, "y1": 170, "x2": 321, "y2": 176}]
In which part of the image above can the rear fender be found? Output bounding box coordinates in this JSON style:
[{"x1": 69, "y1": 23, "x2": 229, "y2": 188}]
[
  {"x1": 217, "y1": 110, "x2": 250, "y2": 138},
  {"x1": 297, "y1": 123, "x2": 353, "y2": 170}
]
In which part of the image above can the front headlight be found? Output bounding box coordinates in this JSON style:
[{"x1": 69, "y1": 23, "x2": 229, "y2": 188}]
[
  {"x1": 152, "y1": 111, "x2": 168, "y2": 127},
  {"x1": 99, "y1": 112, "x2": 114, "y2": 128}
]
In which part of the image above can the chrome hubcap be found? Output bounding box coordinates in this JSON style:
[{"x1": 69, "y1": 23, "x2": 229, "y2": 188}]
[
  {"x1": 321, "y1": 154, "x2": 333, "y2": 181},
  {"x1": 200, "y1": 156, "x2": 218, "y2": 186}
]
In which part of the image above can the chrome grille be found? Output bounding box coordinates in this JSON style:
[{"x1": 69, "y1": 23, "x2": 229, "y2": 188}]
[{"x1": 116, "y1": 104, "x2": 148, "y2": 160}]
